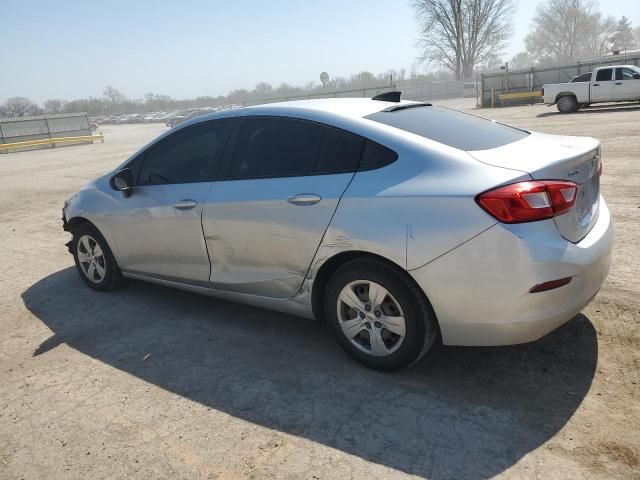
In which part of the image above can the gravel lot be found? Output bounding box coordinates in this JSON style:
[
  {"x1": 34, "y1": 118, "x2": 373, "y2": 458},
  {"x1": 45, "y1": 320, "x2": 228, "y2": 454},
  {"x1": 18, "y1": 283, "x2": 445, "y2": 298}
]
[{"x1": 1, "y1": 99, "x2": 638, "y2": 479}]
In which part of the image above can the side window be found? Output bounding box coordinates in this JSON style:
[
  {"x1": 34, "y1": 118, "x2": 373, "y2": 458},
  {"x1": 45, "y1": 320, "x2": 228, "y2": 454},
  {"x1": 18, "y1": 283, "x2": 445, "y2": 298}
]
[
  {"x1": 228, "y1": 117, "x2": 320, "y2": 179},
  {"x1": 138, "y1": 121, "x2": 227, "y2": 185},
  {"x1": 596, "y1": 69, "x2": 612, "y2": 82},
  {"x1": 616, "y1": 68, "x2": 636, "y2": 80},
  {"x1": 360, "y1": 140, "x2": 398, "y2": 170},
  {"x1": 314, "y1": 127, "x2": 364, "y2": 174}
]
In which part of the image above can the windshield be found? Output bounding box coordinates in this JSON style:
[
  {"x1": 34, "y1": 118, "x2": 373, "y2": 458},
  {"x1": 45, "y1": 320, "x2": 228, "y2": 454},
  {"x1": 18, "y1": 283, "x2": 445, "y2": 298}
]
[{"x1": 365, "y1": 106, "x2": 529, "y2": 151}]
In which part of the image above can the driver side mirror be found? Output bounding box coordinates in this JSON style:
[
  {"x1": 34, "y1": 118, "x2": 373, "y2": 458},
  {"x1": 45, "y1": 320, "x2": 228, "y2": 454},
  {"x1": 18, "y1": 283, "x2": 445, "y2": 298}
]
[{"x1": 110, "y1": 168, "x2": 134, "y2": 197}]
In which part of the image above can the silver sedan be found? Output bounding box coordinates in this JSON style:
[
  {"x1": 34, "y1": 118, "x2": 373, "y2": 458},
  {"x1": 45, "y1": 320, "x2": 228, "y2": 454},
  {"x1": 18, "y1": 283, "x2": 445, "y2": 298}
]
[{"x1": 62, "y1": 93, "x2": 613, "y2": 370}]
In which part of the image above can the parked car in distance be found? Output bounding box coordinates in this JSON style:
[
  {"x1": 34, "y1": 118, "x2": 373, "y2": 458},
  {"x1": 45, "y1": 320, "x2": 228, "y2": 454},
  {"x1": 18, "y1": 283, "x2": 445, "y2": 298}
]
[
  {"x1": 62, "y1": 94, "x2": 613, "y2": 370},
  {"x1": 542, "y1": 65, "x2": 640, "y2": 112},
  {"x1": 166, "y1": 109, "x2": 196, "y2": 127}
]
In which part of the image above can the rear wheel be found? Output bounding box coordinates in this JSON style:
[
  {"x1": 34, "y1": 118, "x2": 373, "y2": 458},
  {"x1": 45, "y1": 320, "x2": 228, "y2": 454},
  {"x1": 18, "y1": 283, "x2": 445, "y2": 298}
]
[
  {"x1": 325, "y1": 258, "x2": 438, "y2": 371},
  {"x1": 557, "y1": 96, "x2": 577, "y2": 113},
  {"x1": 72, "y1": 223, "x2": 122, "y2": 291}
]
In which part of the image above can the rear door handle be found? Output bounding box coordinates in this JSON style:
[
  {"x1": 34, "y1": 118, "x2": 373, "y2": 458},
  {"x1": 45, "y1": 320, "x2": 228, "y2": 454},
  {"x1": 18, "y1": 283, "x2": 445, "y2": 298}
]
[
  {"x1": 615, "y1": 82, "x2": 623, "y2": 85},
  {"x1": 592, "y1": 83, "x2": 599, "y2": 86},
  {"x1": 287, "y1": 193, "x2": 321, "y2": 206},
  {"x1": 173, "y1": 199, "x2": 197, "y2": 210}
]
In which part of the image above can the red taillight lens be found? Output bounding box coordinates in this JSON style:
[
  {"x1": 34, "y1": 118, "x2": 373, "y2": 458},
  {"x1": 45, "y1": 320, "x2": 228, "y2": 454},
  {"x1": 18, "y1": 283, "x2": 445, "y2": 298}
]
[{"x1": 476, "y1": 180, "x2": 578, "y2": 223}]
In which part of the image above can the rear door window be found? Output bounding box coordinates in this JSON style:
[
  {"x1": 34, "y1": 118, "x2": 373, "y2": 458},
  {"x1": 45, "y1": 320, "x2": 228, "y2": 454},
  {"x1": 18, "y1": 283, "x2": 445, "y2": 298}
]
[
  {"x1": 596, "y1": 69, "x2": 612, "y2": 81},
  {"x1": 616, "y1": 68, "x2": 636, "y2": 80},
  {"x1": 365, "y1": 106, "x2": 528, "y2": 151},
  {"x1": 227, "y1": 117, "x2": 320, "y2": 179}
]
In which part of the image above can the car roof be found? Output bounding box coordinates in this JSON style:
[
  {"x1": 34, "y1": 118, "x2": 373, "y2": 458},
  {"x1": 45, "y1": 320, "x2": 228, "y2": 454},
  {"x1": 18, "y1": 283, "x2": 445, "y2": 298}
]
[
  {"x1": 182, "y1": 98, "x2": 421, "y2": 128},
  {"x1": 243, "y1": 97, "x2": 415, "y2": 119}
]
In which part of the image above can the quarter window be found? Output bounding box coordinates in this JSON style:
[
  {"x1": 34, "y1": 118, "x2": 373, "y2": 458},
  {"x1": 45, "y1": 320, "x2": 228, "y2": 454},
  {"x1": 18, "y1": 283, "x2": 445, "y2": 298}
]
[
  {"x1": 314, "y1": 128, "x2": 364, "y2": 174},
  {"x1": 360, "y1": 140, "x2": 398, "y2": 170},
  {"x1": 596, "y1": 69, "x2": 612, "y2": 81},
  {"x1": 138, "y1": 121, "x2": 227, "y2": 185}
]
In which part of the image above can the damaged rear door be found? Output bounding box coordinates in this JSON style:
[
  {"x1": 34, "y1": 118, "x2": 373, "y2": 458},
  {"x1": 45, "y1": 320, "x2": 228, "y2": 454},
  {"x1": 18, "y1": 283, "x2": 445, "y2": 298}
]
[{"x1": 201, "y1": 116, "x2": 363, "y2": 298}]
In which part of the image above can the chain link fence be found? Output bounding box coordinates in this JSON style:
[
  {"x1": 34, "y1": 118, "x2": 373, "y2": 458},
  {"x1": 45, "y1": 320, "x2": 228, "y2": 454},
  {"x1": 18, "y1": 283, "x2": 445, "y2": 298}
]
[
  {"x1": 0, "y1": 113, "x2": 92, "y2": 153},
  {"x1": 480, "y1": 53, "x2": 640, "y2": 107}
]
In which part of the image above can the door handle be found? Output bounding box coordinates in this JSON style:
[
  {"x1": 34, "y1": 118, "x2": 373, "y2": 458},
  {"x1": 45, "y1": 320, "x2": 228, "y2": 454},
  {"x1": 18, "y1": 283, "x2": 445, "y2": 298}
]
[
  {"x1": 615, "y1": 82, "x2": 623, "y2": 85},
  {"x1": 287, "y1": 193, "x2": 321, "y2": 206},
  {"x1": 173, "y1": 199, "x2": 197, "y2": 210},
  {"x1": 592, "y1": 83, "x2": 599, "y2": 86}
]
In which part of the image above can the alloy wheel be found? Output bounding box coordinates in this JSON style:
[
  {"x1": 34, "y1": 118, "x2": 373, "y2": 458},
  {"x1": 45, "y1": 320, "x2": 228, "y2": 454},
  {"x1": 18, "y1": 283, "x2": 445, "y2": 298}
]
[{"x1": 76, "y1": 234, "x2": 106, "y2": 283}]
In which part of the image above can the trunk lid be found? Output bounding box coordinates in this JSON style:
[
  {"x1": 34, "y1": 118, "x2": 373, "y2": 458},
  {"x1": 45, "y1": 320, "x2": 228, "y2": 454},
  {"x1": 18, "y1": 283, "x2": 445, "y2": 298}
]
[{"x1": 469, "y1": 132, "x2": 601, "y2": 243}]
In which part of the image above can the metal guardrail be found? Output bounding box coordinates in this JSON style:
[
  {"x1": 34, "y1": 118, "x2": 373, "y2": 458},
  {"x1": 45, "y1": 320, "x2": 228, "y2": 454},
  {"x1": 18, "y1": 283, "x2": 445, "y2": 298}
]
[{"x1": 0, "y1": 133, "x2": 104, "y2": 153}]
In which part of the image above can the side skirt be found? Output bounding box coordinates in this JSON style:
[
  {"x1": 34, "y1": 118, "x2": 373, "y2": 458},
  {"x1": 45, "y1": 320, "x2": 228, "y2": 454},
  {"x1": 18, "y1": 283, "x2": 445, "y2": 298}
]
[{"x1": 121, "y1": 271, "x2": 315, "y2": 320}]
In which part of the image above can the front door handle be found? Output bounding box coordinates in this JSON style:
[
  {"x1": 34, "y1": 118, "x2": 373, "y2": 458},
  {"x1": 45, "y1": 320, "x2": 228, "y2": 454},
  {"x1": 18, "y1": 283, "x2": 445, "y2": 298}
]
[
  {"x1": 615, "y1": 82, "x2": 623, "y2": 85},
  {"x1": 593, "y1": 83, "x2": 599, "y2": 86},
  {"x1": 173, "y1": 199, "x2": 197, "y2": 210},
  {"x1": 287, "y1": 193, "x2": 321, "y2": 206}
]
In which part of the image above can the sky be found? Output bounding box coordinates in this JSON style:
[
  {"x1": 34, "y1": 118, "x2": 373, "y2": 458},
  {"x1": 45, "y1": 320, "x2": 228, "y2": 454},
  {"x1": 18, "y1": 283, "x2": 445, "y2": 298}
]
[{"x1": 1, "y1": 0, "x2": 639, "y2": 104}]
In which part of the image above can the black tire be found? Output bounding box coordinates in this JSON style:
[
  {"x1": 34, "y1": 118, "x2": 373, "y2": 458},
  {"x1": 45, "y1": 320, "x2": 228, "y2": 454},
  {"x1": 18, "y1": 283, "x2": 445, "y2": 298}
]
[
  {"x1": 72, "y1": 223, "x2": 122, "y2": 292},
  {"x1": 324, "y1": 258, "x2": 438, "y2": 371},
  {"x1": 557, "y1": 96, "x2": 577, "y2": 113}
]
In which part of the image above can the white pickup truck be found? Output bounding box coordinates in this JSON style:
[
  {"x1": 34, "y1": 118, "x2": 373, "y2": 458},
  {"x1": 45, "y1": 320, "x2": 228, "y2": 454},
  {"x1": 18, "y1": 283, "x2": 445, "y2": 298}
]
[{"x1": 542, "y1": 65, "x2": 640, "y2": 113}]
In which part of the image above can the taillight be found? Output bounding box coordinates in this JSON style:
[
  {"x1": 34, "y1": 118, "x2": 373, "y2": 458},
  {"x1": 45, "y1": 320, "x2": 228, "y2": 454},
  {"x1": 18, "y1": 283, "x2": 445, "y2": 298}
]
[{"x1": 476, "y1": 180, "x2": 578, "y2": 223}]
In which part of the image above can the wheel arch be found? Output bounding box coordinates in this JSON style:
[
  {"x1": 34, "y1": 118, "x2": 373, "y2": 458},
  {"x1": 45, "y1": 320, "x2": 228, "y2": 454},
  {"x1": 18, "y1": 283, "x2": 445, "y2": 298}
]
[
  {"x1": 310, "y1": 250, "x2": 438, "y2": 330},
  {"x1": 64, "y1": 216, "x2": 118, "y2": 263},
  {"x1": 65, "y1": 216, "x2": 95, "y2": 233},
  {"x1": 555, "y1": 92, "x2": 577, "y2": 103}
]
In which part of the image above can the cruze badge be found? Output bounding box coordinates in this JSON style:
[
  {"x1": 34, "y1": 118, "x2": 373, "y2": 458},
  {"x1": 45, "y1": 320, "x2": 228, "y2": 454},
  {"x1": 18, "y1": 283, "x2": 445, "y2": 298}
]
[{"x1": 568, "y1": 169, "x2": 580, "y2": 177}]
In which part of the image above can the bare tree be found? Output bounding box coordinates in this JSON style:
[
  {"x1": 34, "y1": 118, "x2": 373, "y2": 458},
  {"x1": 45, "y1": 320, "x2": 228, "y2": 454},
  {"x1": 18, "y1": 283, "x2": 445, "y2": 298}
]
[
  {"x1": 525, "y1": 0, "x2": 611, "y2": 64},
  {"x1": 0, "y1": 97, "x2": 39, "y2": 117},
  {"x1": 509, "y1": 51, "x2": 536, "y2": 70},
  {"x1": 44, "y1": 99, "x2": 66, "y2": 114},
  {"x1": 414, "y1": 0, "x2": 515, "y2": 80},
  {"x1": 614, "y1": 16, "x2": 635, "y2": 50},
  {"x1": 102, "y1": 85, "x2": 125, "y2": 105}
]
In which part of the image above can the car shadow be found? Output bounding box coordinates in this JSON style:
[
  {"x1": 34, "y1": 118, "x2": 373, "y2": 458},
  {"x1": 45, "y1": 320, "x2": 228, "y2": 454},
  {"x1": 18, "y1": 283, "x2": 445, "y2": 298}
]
[
  {"x1": 23, "y1": 267, "x2": 598, "y2": 479},
  {"x1": 537, "y1": 103, "x2": 640, "y2": 117}
]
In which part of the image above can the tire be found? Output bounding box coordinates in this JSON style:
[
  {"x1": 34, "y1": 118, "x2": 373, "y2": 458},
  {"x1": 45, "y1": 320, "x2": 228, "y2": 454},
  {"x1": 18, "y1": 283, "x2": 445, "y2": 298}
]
[
  {"x1": 72, "y1": 223, "x2": 122, "y2": 292},
  {"x1": 557, "y1": 96, "x2": 577, "y2": 113},
  {"x1": 324, "y1": 258, "x2": 438, "y2": 371}
]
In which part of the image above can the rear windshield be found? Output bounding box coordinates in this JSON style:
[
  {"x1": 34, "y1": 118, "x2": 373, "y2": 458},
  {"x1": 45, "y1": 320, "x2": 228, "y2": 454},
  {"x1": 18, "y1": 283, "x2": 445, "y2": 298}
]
[{"x1": 365, "y1": 106, "x2": 529, "y2": 151}]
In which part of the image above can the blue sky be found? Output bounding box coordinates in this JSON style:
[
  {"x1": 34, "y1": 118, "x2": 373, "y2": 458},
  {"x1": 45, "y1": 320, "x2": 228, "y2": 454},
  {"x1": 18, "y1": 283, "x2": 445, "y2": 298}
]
[{"x1": 1, "y1": 0, "x2": 638, "y2": 103}]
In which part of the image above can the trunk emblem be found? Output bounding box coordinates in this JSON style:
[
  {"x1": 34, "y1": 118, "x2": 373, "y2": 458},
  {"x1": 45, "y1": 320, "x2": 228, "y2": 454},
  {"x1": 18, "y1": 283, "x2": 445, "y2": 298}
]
[{"x1": 568, "y1": 169, "x2": 580, "y2": 177}]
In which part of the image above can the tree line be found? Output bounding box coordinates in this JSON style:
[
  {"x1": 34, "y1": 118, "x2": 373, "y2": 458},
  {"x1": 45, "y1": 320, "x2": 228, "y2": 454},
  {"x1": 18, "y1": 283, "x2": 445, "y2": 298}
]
[{"x1": 0, "y1": 69, "x2": 454, "y2": 118}]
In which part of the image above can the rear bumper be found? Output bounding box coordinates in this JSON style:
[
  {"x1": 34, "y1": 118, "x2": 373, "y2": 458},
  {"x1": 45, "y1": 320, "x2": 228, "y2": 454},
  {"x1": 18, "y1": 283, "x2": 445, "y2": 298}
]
[{"x1": 409, "y1": 196, "x2": 613, "y2": 346}]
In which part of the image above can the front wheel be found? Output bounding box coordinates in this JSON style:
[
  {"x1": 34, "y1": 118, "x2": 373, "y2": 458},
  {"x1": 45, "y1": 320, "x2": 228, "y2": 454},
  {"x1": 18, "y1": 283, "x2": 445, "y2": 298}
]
[
  {"x1": 325, "y1": 258, "x2": 438, "y2": 371},
  {"x1": 72, "y1": 223, "x2": 122, "y2": 291}
]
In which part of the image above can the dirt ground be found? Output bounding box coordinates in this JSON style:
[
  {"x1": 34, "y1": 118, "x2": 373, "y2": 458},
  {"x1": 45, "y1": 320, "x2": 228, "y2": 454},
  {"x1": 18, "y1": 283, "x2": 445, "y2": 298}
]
[{"x1": 1, "y1": 99, "x2": 638, "y2": 480}]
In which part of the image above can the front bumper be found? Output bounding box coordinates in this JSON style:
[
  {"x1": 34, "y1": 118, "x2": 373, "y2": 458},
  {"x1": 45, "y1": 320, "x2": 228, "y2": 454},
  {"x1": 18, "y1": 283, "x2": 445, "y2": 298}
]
[{"x1": 410, "y1": 196, "x2": 613, "y2": 346}]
